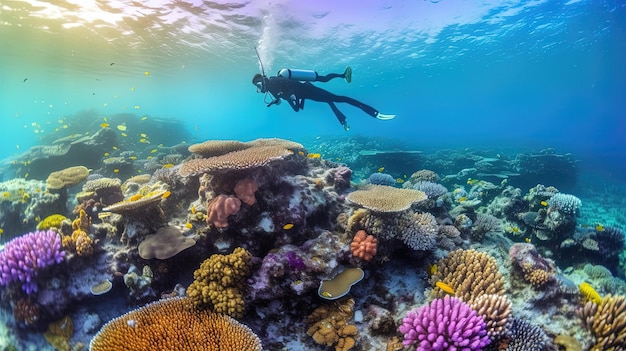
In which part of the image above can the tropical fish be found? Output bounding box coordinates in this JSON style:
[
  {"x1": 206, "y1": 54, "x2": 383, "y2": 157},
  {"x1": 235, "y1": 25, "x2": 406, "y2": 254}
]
[
  {"x1": 112, "y1": 146, "x2": 118, "y2": 150},
  {"x1": 283, "y1": 223, "x2": 294, "y2": 230},
  {"x1": 540, "y1": 200, "x2": 548, "y2": 206},
  {"x1": 150, "y1": 149, "x2": 157, "y2": 154},
  {"x1": 3, "y1": 192, "x2": 9, "y2": 197},
  {"x1": 0, "y1": 228, "x2": 3, "y2": 235},
  {"x1": 396, "y1": 178, "x2": 404, "y2": 184},
  {"x1": 458, "y1": 197, "x2": 467, "y2": 202},
  {"x1": 467, "y1": 178, "x2": 480, "y2": 185},
  {"x1": 428, "y1": 264, "x2": 438, "y2": 276},
  {"x1": 140, "y1": 133, "x2": 147, "y2": 138},
  {"x1": 117, "y1": 125, "x2": 127, "y2": 131},
  {"x1": 129, "y1": 194, "x2": 143, "y2": 201},
  {"x1": 190, "y1": 205, "x2": 196, "y2": 214},
  {"x1": 510, "y1": 226, "x2": 520, "y2": 234},
  {"x1": 134, "y1": 105, "x2": 140, "y2": 109},
  {"x1": 525, "y1": 237, "x2": 532, "y2": 243},
  {"x1": 298, "y1": 151, "x2": 304, "y2": 156},
  {"x1": 377, "y1": 167, "x2": 384, "y2": 172},
  {"x1": 121, "y1": 133, "x2": 127, "y2": 137},
  {"x1": 113, "y1": 169, "x2": 119, "y2": 173},
  {"x1": 320, "y1": 291, "x2": 333, "y2": 298},
  {"x1": 129, "y1": 156, "x2": 137, "y2": 160},
  {"x1": 104, "y1": 152, "x2": 109, "y2": 157},
  {"x1": 144, "y1": 71, "x2": 150, "y2": 76},
  {"x1": 162, "y1": 164, "x2": 174, "y2": 169},
  {"x1": 435, "y1": 281, "x2": 455, "y2": 295},
  {"x1": 141, "y1": 116, "x2": 148, "y2": 121},
  {"x1": 162, "y1": 191, "x2": 171, "y2": 199},
  {"x1": 595, "y1": 223, "x2": 605, "y2": 232},
  {"x1": 100, "y1": 123, "x2": 110, "y2": 128},
  {"x1": 307, "y1": 153, "x2": 321, "y2": 159},
  {"x1": 185, "y1": 222, "x2": 193, "y2": 229}
]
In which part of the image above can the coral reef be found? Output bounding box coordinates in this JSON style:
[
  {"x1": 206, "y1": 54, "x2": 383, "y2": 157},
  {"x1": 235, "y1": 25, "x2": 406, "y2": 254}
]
[
  {"x1": 580, "y1": 294, "x2": 626, "y2": 350},
  {"x1": 306, "y1": 297, "x2": 358, "y2": 351},
  {"x1": 206, "y1": 194, "x2": 241, "y2": 228},
  {"x1": 350, "y1": 230, "x2": 377, "y2": 261}
]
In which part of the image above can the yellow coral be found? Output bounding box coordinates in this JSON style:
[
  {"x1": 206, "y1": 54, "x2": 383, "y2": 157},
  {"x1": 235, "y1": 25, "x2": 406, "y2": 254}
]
[
  {"x1": 46, "y1": 166, "x2": 89, "y2": 190},
  {"x1": 72, "y1": 209, "x2": 91, "y2": 232},
  {"x1": 89, "y1": 297, "x2": 262, "y2": 351},
  {"x1": 306, "y1": 297, "x2": 358, "y2": 351},
  {"x1": 37, "y1": 214, "x2": 68, "y2": 230},
  {"x1": 581, "y1": 294, "x2": 626, "y2": 351},
  {"x1": 579, "y1": 282, "x2": 603, "y2": 305},
  {"x1": 430, "y1": 249, "x2": 505, "y2": 304},
  {"x1": 186, "y1": 247, "x2": 252, "y2": 318}
]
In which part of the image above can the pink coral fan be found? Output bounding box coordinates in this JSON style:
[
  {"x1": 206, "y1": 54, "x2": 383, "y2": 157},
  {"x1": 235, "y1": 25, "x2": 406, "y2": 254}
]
[
  {"x1": 234, "y1": 178, "x2": 259, "y2": 205},
  {"x1": 0, "y1": 230, "x2": 65, "y2": 294},
  {"x1": 398, "y1": 296, "x2": 490, "y2": 351},
  {"x1": 207, "y1": 195, "x2": 241, "y2": 228},
  {"x1": 350, "y1": 230, "x2": 377, "y2": 261}
]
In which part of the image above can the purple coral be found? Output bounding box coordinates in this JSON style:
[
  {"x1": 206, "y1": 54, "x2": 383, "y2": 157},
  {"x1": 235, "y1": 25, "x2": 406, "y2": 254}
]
[
  {"x1": 0, "y1": 230, "x2": 65, "y2": 294},
  {"x1": 398, "y1": 296, "x2": 490, "y2": 351}
]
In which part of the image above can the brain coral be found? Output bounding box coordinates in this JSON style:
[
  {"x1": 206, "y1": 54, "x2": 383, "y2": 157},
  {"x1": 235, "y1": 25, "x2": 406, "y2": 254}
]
[
  {"x1": 89, "y1": 296, "x2": 262, "y2": 351},
  {"x1": 431, "y1": 249, "x2": 505, "y2": 304},
  {"x1": 346, "y1": 185, "x2": 427, "y2": 212},
  {"x1": 46, "y1": 165, "x2": 89, "y2": 190}
]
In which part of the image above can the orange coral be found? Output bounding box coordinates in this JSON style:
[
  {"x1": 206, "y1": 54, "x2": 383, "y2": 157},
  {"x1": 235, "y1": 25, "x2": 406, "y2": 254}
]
[
  {"x1": 234, "y1": 178, "x2": 259, "y2": 206},
  {"x1": 89, "y1": 297, "x2": 262, "y2": 351},
  {"x1": 350, "y1": 230, "x2": 377, "y2": 261},
  {"x1": 206, "y1": 194, "x2": 241, "y2": 228},
  {"x1": 62, "y1": 209, "x2": 94, "y2": 256},
  {"x1": 307, "y1": 297, "x2": 358, "y2": 351}
]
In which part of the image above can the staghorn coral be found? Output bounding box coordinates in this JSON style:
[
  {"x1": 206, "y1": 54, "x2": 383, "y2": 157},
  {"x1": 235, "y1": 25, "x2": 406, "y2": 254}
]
[
  {"x1": 0, "y1": 230, "x2": 65, "y2": 294},
  {"x1": 470, "y1": 294, "x2": 513, "y2": 341},
  {"x1": 45, "y1": 165, "x2": 89, "y2": 190},
  {"x1": 186, "y1": 247, "x2": 252, "y2": 318},
  {"x1": 581, "y1": 294, "x2": 626, "y2": 351},
  {"x1": 306, "y1": 297, "x2": 358, "y2": 351},
  {"x1": 350, "y1": 230, "x2": 377, "y2": 261},
  {"x1": 206, "y1": 194, "x2": 241, "y2": 228},
  {"x1": 138, "y1": 226, "x2": 196, "y2": 260},
  {"x1": 398, "y1": 296, "x2": 490, "y2": 350},
  {"x1": 346, "y1": 185, "x2": 427, "y2": 212},
  {"x1": 89, "y1": 296, "x2": 262, "y2": 351},
  {"x1": 431, "y1": 249, "x2": 505, "y2": 304},
  {"x1": 179, "y1": 145, "x2": 292, "y2": 176}
]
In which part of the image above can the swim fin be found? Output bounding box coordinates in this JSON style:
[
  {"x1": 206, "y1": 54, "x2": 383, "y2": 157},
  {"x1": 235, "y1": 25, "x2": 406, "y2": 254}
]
[
  {"x1": 344, "y1": 66, "x2": 352, "y2": 83},
  {"x1": 375, "y1": 113, "x2": 396, "y2": 120}
]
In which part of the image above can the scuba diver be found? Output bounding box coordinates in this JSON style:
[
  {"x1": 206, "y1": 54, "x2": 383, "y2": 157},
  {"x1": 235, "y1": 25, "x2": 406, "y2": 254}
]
[{"x1": 252, "y1": 66, "x2": 396, "y2": 131}]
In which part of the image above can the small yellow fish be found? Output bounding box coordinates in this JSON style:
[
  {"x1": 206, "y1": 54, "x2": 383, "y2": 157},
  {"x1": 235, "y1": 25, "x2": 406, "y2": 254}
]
[
  {"x1": 62, "y1": 125, "x2": 68, "y2": 129},
  {"x1": 428, "y1": 264, "x2": 438, "y2": 276},
  {"x1": 435, "y1": 281, "x2": 455, "y2": 295},
  {"x1": 0, "y1": 228, "x2": 3, "y2": 235},
  {"x1": 298, "y1": 151, "x2": 304, "y2": 156},
  {"x1": 140, "y1": 133, "x2": 147, "y2": 138},
  {"x1": 336, "y1": 157, "x2": 342, "y2": 161},
  {"x1": 117, "y1": 124, "x2": 127, "y2": 131},
  {"x1": 396, "y1": 178, "x2": 404, "y2": 184},
  {"x1": 191, "y1": 205, "x2": 196, "y2": 214},
  {"x1": 467, "y1": 178, "x2": 480, "y2": 185},
  {"x1": 595, "y1": 223, "x2": 605, "y2": 232},
  {"x1": 129, "y1": 194, "x2": 143, "y2": 201},
  {"x1": 113, "y1": 169, "x2": 119, "y2": 173},
  {"x1": 162, "y1": 191, "x2": 171, "y2": 199},
  {"x1": 525, "y1": 237, "x2": 532, "y2": 243},
  {"x1": 103, "y1": 103, "x2": 108, "y2": 107},
  {"x1": 141, "y1": 116, "x2": 147, "y2": 121},
  {"x1": 146, "y1": 156, "x2": 153, "y2": 159},
  {"x1": 24, "y1": 173, "x2": 28, "y2": 179},
  {"x1": 104, "y1": 152, "x2": 109, "y2": 157},
  {"x1": 2, "y1": 192, "x2": 9, "y2": 197},
  {"x1": 100, "y1": 123, "x2": 110, "y2": 128},
  {"x1": 283, "y1": 223, "x2": 294, "y2": 230},
  {"x1": 511, "y1": 226, "x2": 520, "y2": 234},
  {"x1": 134, "y1": 105, "x2": 140, "y2": 109},
  {"x1": 150, "y1": 149, "x2": 157, "y2": 153},
  {"x1": 144, "y1": 71, "x2": 150, "y2": 76},
  {"x1": 139, "y1": 138, "x2": 149, "y2": 143},
  {"x1": 378, "y1": 167, "x2": 384, "y2": 172},
  {"x1": 162, "y1": 163, "x2": 174, "y2": 169},
  {"x1": 112, "y1": 146, "x2": 118, "y2": 150},
  {"x1": 458, "y1": 197, "x2": 467, "y2": 202},
  {"x1": 185, "y1": 222, "x2": 193, "y2": 229},
  {"x1": 306, "y1": 153, "x2": 321, "y2": 159},
  {"x1": 130, "y1": 156, "x2": 137, "y2": 160},
  {"x1": 104, "y1": 117, "x2": 108, "y2": 122},
  {"x1": 131, "y1": 87, "x2": 135, "y2": 92},
  {"x1": 121, "y1": 133, "x2": 127, "y2": 137},
  {"x1": 540, "y1": 200, "x2": 548, "y2": 206},
  {"x1": 320, "y1": 291, "x2": 333, "y2": 298}
]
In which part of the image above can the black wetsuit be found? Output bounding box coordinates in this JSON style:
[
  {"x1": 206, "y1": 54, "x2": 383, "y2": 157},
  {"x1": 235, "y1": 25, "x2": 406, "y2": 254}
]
[{"x1": 264, "y1": 76, "x2": 379, "y2": 129}]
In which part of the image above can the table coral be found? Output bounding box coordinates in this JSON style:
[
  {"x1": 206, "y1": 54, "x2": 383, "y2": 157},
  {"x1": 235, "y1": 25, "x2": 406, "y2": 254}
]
[
  {"x1": 186, "y1": 247, "x2": 252, "y2": 318},
  {"x1": 179, "y1": 145, "x2": 293, "y2": 176},
  {"x1": 206, "y1": 194, "x2": 241, "y2": 228},
  {"x1": 306, "y1": 297, "x2": 358, "y2": 351},
  {"x1": 398, "y1": 296, "x2": 490, "y2": 350},
  {"x1": 89, "y1": 296, "x2": 262, "y2": 351},
  {"x1": 350, "y1": 230, "x2": 377, "y2": 261},
  {"x1": 0, "y1": 230, "x2": 65, "y2": 294},
  {"x1": 346, "y1": 185, "x2": 427, "y2": 212},
  {"x1": 430, "y1": 249, "x2": 505, "y2": 304}
]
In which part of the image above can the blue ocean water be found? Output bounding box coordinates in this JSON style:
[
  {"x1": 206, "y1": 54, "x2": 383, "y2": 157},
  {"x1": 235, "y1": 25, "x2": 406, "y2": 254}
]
[{"x1": 1, "y1": 0, "x2": 626, "y2": 350}]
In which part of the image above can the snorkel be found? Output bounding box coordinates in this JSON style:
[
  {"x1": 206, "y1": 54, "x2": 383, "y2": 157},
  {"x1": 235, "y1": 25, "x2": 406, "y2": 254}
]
[{"x1": 254, "y1": 47, "x2": 274, "y2": 105}]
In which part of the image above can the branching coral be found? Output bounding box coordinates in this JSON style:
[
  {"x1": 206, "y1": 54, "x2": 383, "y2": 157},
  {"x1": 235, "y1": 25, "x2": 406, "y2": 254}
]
[
  {"x1": 306, "y1": 297, "x2": 358, "y2": 351},
  {"x1": 350, "y1": 230, "x2": 377, "y2": 261},
  {"x1": 89, "y1": 297, "x2": 262, "y2": 351},
  {"x1": 430, "y1": 249, "x2": 505, "y2": 304},
  {"x1": 186, "y1": 247, "x2": 252, "y2": 318},
  {"x1": 581, "y1": 294, "x2": 626, "y2": 350}
]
